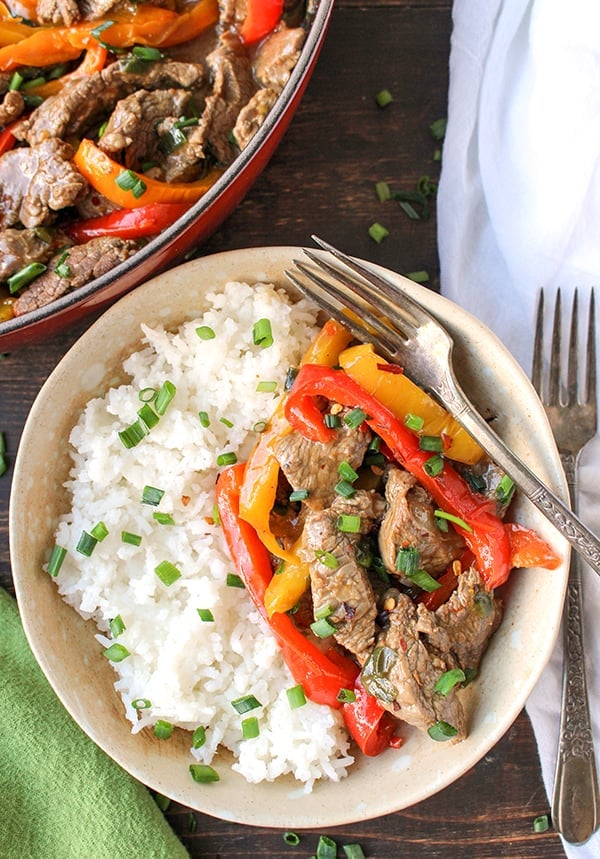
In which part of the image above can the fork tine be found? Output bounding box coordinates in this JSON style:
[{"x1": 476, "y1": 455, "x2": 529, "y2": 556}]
[
  {"x1": 532, "y1": 290, "x2": 545, "y2": 397},
  {"x1": 586, "y1": 288, "x2": 597, "y2": 410},
  {"x1": 549, "y1": 289, "x2": 562, "y2": 406},
  {"x1": 566, "y1": 290, "x2": 578, "y2": 406}
]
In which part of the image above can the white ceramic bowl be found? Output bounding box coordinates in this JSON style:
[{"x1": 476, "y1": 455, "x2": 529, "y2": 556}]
[{"x1": 10, "y1": 246, "x2": 569, "y2": 828}]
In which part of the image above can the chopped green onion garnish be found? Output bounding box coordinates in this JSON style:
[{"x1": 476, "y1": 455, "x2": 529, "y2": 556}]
[
  {"x1": 212, "y1": 504, "x2": 221, "y2": 525},
  {"x1": 142, "y1": 485, "x2": 164, "y2": 506},
  {"x1": 138, "y1": 387, "x2": 156, "y2": 402},
  {"x1": 337, "y1": 513, "x2": 361, "y2": 533},
  {"x1": 241, "y1": 716, "x2": 260, "y2": 739},
  {"x1": 196, "y1": 325, "x2": 215, "y2": 340},
  {"x1": 314, "y1": 549, "x2": 339, "y2": 569},
  {"x1": 115, "y1": 168, "x2": 146, "y2": 198},
  {"x1": 152, "y1": 512, "x2": 175, "y2": 525},
  {"x1": 434, "y1": 668, "x2": 466, "y2": 696},
  {"x1": 343, "y1": 846, "x2": 366, "y2": 859},
  {"x1": 253, "y1": 420, "x2": 267, "y2": 433},
  {"x1": 154, "y1": 380, "x2": 176, "y2": 415},
  {"x1": 375, "y1": 88, "x2": 393, "y2": 108},
  {"x1": 91, "y1": 521, "x2": 109, "y2": 541},
  {"x1": 9, "y1": 71, "x2": 23, "y2": 90},
  {"x1": 396, "y1": 546, "x2": 420, "y2": 575},
  {"x1": 533, "y1": 814, "x2": 550, "y2": 833},
  {"x1": 132, "y1": 698, "x2": 152, "y2": 709},
  {"x1": 8, "y1": 262, "x2": 47, "y2": 294},
  {"x1": 344, "y1": 407, "x2": 368, "y2": 428},
  {"x1": 47, "y1": 544, "x2": 67, "y2": 577},
  {"x1": 109, "y1": 614, "x2": 125, "y2": 637},
  {"x1": 253, "y1": 318, "x2": 273, "y2": 348},
  {"x1": 289, "y1": 488, "x2": 309, "y2": 502},
  {"x1": 406, "y1": 569, "x2": 441, "y2": 592},
  {"x1": 197, "y1": 608, "x2": 214, "y2": 622},
  {"x1": 338, "y1": 460, "x2": 359, "y2": 482},
  {"x1": 220, "y1": 416, "x2": 234, "y2": 428},
  {"x1": 310, "y1": 617, "x2": 337, "y2": 638},
  {"x1": 54, "y1": 250, "x2": 71, "y2": 279},
  {"x1": 187, "y1": 812, "x2": 197, "y2": 833},
  {"x1": 405, "y1": 270, "x2": 430, "y2": 284},
  {"x1": 314, "y1": 604, "x2": 333, "y2": 620},
  {"x1": 336, "y1": 687, "x2": 356, "y2": 704},
  {"x1": 283, "y1": 831, "x2": 300, "y2": 846},
  {"x1": 427, "y1": 720, "x2": 458, "y2": 741},
  {"x1": 217, "y1": 451, "x2": 237, "y2": 466},
  {"x1": 154, "y1": 560, "x2": 181, "y2": 586},
  {"x1": 423, "y1": 454, "x2": 444, "y2": 477},
  {"x1": 192, "y1": 725, "x2": 206, "y2": 748},
  {"x1": 91, "y1": 19, "x2": 116, "y2": 46},
  {"x1": 154, "y1": 792, "x2": 170, "y2": 811},
  {"x1": 496, "y1": 474, "x2": 515, "y2": 504},
  {"x1": 103, "y1": 642, "x2": 130, "y2": 662},
  {"x1": 398, "y1": 200, "x2": 421, "y2": 220},
  {"x1": 137, "y1": 403, "x2": 159, "y2": 429},
  {"x1": 189, "y1": 763, "x2": 219, "y2": 783},
  {"x1": 153, "y1": 719, "x2": 173, "y2": 739},
  {"x1": 375, "y1": 180, "x2": 391, "y2": 202},
  {"x1": 334, "y1": 479, "x2": 356, "y2": 499},
  {"x1": 0, "y1": 432, "x2": 6, "y2": 477},
  {"x1": 316, "y1": 835, "x2": 338, "y2": 859},
  {"x1": 404, "y1": 412, "x2": 424, "y2": 431},
  {"x1": 256, "y1": 380, "x2": 277, "y2": 392},
  {"x1": 226, "y1": 573, "x2": 244, "y2": 588},
  {"x1": 324, "y1": 413, "x2": 341, "y2": 429},
  {"x1": 121, "y1": 531, "x2": 142, "y2": 546},
  {"x1": 368, "y1": 222, "x2": 390, "y2": 244},
  {"x1": 76, "y1": 530, "x2": 97, "y2": 556},
  {"x1": 430, "y1": 117, "x2": 447, "y2": 141},
  {"x1": 231, "y1": 694, "x2": 262, "y2": 714},
  {"x1": 286, "y1": 684, "x2": 307, "y2": 709},
  {"x1": 433, "y1": 509, "x2": 473, "y2": 532},
  {"x1": 118, "y1": 420, "x2": 148, "y2": 448},
  {"x1": 419, "y1": 434, "x2": 443, "y2": 452},
  {"x1": 131, "y1": 45, "x2": 164, "y2": 61},
  {"x1": 198, "y1": 411, "x2": 210, "y2": 427}
]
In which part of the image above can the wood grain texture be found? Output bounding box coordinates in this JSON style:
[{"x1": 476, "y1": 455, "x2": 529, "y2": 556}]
[{"x1": 0, "y1": 2, "x2": 567, "y2": 856}]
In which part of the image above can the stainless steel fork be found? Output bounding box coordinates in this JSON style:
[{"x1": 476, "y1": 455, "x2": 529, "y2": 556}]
[
  {"x1": 285, "y1": 236, "x2": 600, "y2": 577},
  {"x1": 532, "y1": 289, "x2": 600, "y2": 845}
]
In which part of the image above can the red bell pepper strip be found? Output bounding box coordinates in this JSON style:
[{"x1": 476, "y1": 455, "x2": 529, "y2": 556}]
[
  {"x1": 66, "y1": 201, "x2": 189, "y2": 242},
  {"x1": 285, "y1": 364, "x2": 512, "y2": 590},
  {"x1": 239, "y1": 0, "x2": 283, "y2": 45},
  {"x1": 342, "y1": 680, "x2": 398, "y2": 757},
  {"x1": 0, "y1": 119, "x2": 17, "y2": 155}
]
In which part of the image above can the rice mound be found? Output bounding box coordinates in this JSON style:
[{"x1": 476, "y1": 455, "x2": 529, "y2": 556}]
[{"x1": 52, "y1": 281, "x2": 355, "y2": 790}]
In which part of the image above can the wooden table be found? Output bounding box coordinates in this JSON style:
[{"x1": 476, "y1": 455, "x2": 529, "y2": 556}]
[{"x1": 0, "y1": 1, "x2": 568, "y2": 856}]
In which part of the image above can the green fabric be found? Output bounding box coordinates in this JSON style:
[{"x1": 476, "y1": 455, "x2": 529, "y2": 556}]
[{"x1": 0, "y1": 588, "x2": 190, "y2": 859}]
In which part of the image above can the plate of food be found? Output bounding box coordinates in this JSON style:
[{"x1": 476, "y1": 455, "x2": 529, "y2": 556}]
[{"x1": 10, "y1": 245, "x2": 568, "y2": 828}]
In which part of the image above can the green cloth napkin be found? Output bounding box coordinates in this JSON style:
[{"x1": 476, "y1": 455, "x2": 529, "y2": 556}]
[{"x1": 0, "y1": 588, "x2": 190, "y2": 859}]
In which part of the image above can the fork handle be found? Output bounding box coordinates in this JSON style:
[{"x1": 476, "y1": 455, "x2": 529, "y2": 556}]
[{"x1": 451, "y1": 394, "x2": 600, "y2": 577}]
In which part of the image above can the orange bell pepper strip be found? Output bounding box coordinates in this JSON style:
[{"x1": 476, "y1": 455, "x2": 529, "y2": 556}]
[
  {"x1": 154, "y1": 0, "x2": 219, "y2": 47},
  {"x1": 338, "y1": 342, "x2": 483, "y2": 465},
  {"x1": 26, "y1": 44, "x2": 107, "y2": 98},
  {"x1": 505, "y1": 522, "x2": 562, "y2": 570},
  {"x1": 73, "y1": 138, "x2": 224, "y2": 208}
]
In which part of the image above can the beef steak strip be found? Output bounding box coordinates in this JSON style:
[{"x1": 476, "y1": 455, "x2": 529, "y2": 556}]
[
  {"x1": 0, "y1": 227, "x2": 64, "y2": 279},
  {"x1": 232, "y1": 87, "x2": 278, "y2": 150},
  {"x1": 254, "y1": 23, "x2": 306, "y2": 91},
  {"x1": 0, "y1": 90, "x2": 25, "y2": 128}
]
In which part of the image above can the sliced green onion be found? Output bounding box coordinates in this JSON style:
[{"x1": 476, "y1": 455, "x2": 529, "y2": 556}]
[
  {"x1": 103, "y1": 642, "x2": 130, "y2": 662},
  {"x1": 9, "y1": 70, "x2": 23, "y2": 90},
  {"x1": 220, "y1": 416, "x2": 234, "y2": 428},
  {"x1": 368, "y1": 222, "x2": 389, "y2": 243},
  {"x1": 152, "y1": 512, "x2": 175, "y2": 526},
  {"x1": 154, "y1": 560, "x2": 181, "y2": 586},
  {"x1": 54, "y1": 250, "x2": 71, "y2": 279},
  {"x1": 375, "y1": 88, "x2": 393, "y2": 108},
  {"x1": 212, "y1": 503, "x2": 221, "y2": 526},
  {"x1": 405, "y1": 270, "x2": 430, "y2": 284},
  {"x1": 154, "y1": 792, "x2": 170, "y2": 811},
  {"x1": 423, "y1": 454, "x2": 444, "y2": 477},
  {"x1": 197, "y1": 608, "x2": 214, "y2": 622},
  {"x1": 533, "y1": 814, "x2": 550, "y2": 833},
  {"x1": 217, "y1": 451, "x2": 237, "y2": 466},
  {"x1": 338, "y1": 460, "x2": 359, "y2": 482},
  {"x1": 91, "y1": 19, "x2": 116, "y2": 45},
  {"x1": 433, "y1": 509, "x2": 473, "y2": 532},
  {"x1": 314, "y1": 604, "x2": 333, "y2": 620},
  {"x1": 132, "y1": 698, "x2": 152, "y2": 709},
  {"x1": 109, "y1": 614, "x2": 126, "y2": 638},
  {"x1": 337, "y1": 513, "x2": 361, "y2": 533},
  {"x1": 336, "y1": 687, "x2": 356, "y2": 704},
  {"x1": 419, "y1": 434, "x2": 443, "y2": 452},
  {"x1": 465, "y1": 471, "x2": 486, "y2": 493},
  {"x1": 406, "y1": 569, "x2": 441, "y2": 592},
  {"x1": 47, "y1": 544, "x2": 67, "y2": 577},
  {"x1": 116, "y1": 168, "x2": 146, "y2": 198},
  {"x1": 286, "y1": 684, "x2": 307, "y2": 710},
  {"x1": 343, "y1": 845, "x2": 366, "y2": 859},
  {"x1": 189, "y1": 763, "x2": 219, "y2": 783},
  {"x1": 90, "y1": 521, "x2": 109, "y2": 541},
  {"x1": 314, "y1": 549, "x2": 339, "y2": 569},
  {"x1": 153, "y1": 719, "x2": 173, "y2": 739},
  {"x1": 192, "y1": 725, "x2": 206, "y2": 748},
  {"x1": 344, "y1": 407, "x2": 368, "y2": 428},
  {"x1": 142, "y1": 485, "x2": 164, "y2": 506},
  {"x1": 253, "y1": 318, "x2": 273, "y2": 348},
  {"x1": 256, "y1": 380, "x2": 277, "y2": 392},
  {"x1": 226, "y1": 573, "x2": 244, "y2": 588},
  {"x1": 0, "y1": 432, "x2": 6, "y2": 477},
  {"x1": 316, "y1": 835, "x2": 337, "y2": 859},
  {"x1": 334, "y1": 479, "x2": 356, "y2": 499},
  {"x1": 375, "y1": 180, "x2": 391, "y2": 202},
  {"x1": 427, "y1": 720, "x2": 458, "y2": 741},
  {"x1": 137, "y1": 403, "x2": 159, "y2": 429},
  {"x1": 154, "y1": 380, "x2": 176, "y2": 415},
  {"x1": 187, "y1": 812, "x2": 197, "y2": 833},
  {"x1": 324, "y1": 413, "x2": 341, "y2": 428},
  {"x1": 430, "y1": 117, "x2": 447, "y2": 141},
  {"x1": 404, "y1": 412, "x2": 424, "y2": 431},
  {"x1": 231, "y1": 694, "x2": 262, "y2": 714},
  {"x1": 289, "y1": 488, "x2": 309, "y2": 502},
  {"x1": 198, "y1": 411, "x2": 210, "y2": 427},
  {"x1": 131, "y1": 44, "x2": 164, "y2": 61},
  {"x1": 398, "y1": 200, "x2": 421, "y2": 220},
  {"x1": 8, "y1": 262, "x2": 47, "y2": 294},
  {"x1": 159, "y1": 125, "x2": 186, "y2": 154},
  {"x1": 241, "y1": 716, "x2": 260, "y2": 739},
  {"x1": 196, "y1": 325, "x2": 215, "y2": 340},
  {"x1": 138, "y1": 386, "x2": 157, "y2": 402},
  {"x1": 396, "y1": 546, "x2": 420, "y2": 575},
  {"x1": 496, "y1": 474, "x2": 515, "y2": 504},
  {"x1": 434, "y1": 668, "x2": 466, "y2": 696},
  {"x1": 76, "y1": 530, "x2": 97, "y2": 556},
  {"x1": 283, "y1": 831, "x2": 301, "y2": 846},
  {"x1": 121, "y1": 531, "x2": 142, "y2": 546},
  {"x1": 310, "y1": 617, "x2": 337, "y2": 638},
  {"x1": 118, "y1": 420, "x2": 148, "y2": 448},
  {"x1": 253, "y1": 420, "x2": 267, "y2": 433}
]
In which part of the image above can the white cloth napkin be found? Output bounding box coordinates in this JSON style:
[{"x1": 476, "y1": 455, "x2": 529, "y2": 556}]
[{"x1": 437, "y1": 1, "x2": 600, "y2": 855}]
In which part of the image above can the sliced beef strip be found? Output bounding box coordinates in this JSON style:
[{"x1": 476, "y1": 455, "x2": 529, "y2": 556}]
[
  {"x1": 301, "y1": 489, "x2": 385, "y2": 664},
  {"x1": 98, "y1": 88, "x2": 193, "y2": 170},
  {"x1": 272, "y1": 418, "x2": 372, "y2": 511},
  {"x1": 0, "y1": 89, "x2": 25, "y2": 128},
  {"x1": 378, "y1": 465, "x2": 465, "y2": 583},
  {"x1": 218, "y1": 0, "x2": 247, "y2": 28},
  {"x1": 0, "y1": 139, "x2": 86, "y2": 230},
  {"x1": 232, "y1": 87, "x2": 278, "y2": 149},
  {"x1": 12, "y1": 236, "x2": 138, "y2": 315},
  {"x1": 162, "y1": 32, "x2": 255, "y2": 181},
  {"x1": 367, "y1": 591, "x2": 466, "y2": 740},
  {"x1": 0, "y1": 228, "x2": 65, "y2": 280},
  {"x1": 36, "y1": 0, "x2": 79, "y2": 25},
  {"x1": 254, "y1": 23, "x2": 306, "y2": 91},
  {"x1": 416, "y1": 565, "x2": 503, "y2": 675},
  {"x1": 18, "y1": 59, "x2": 205, "y2": 146}
]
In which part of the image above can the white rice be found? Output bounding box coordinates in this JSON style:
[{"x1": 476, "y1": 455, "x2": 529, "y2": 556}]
[{"x1": 52, "y1": 281, "x2": 355, "y2": 790}]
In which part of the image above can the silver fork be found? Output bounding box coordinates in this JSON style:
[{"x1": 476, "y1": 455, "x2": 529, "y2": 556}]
[
  {"x1": 532, "y1": 289, "x2": 599, "y2": 845},
  {"x1": 285, "y1": 236, "x2": 600, "y2": 577}
]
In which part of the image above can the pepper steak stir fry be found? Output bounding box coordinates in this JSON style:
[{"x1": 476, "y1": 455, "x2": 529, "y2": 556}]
[
  {"x1": 216, "y1": 320, "x2": 560, "y2": 754},
  {"x1": 0, "y1": 0, "x2": 311, "y2": 321}
]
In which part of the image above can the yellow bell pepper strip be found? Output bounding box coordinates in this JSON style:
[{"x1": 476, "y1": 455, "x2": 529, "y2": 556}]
[
  {"x1": 284, "y1": 364, "x2": 513, "y2": 589},
  {"x1": 26, "y1": 44, "x2": 107, "y2": 99},
  {"x1": 73, "y1": 138, "x2": 224, "y2": 208},
  {"x1": 338, "y1": 342, "x2": 483, "y2": 465}
]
